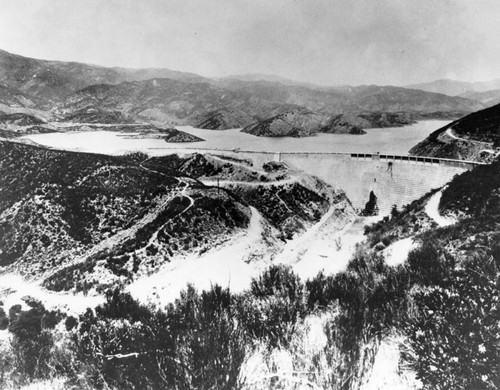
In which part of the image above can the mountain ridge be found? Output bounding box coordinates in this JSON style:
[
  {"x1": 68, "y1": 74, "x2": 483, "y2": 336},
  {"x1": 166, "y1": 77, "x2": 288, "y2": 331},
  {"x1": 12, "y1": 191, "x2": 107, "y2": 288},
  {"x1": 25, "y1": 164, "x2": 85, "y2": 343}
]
[
  {"x1": 0, "y1": 48, "x2": 488, "y2": 137},
  {"x1": 408, "y1": 78, "x2": 500, "y2": 97}
]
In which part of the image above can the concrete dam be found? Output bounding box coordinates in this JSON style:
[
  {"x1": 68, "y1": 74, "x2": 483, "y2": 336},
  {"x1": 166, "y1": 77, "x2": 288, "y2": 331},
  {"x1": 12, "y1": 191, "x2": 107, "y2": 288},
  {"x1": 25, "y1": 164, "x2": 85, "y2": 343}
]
[
  {"x1": 279, "y1": 152, "x2": 478, "y2": 214},
  {"x1": 191, "y1": 148, "x2": 480, "y2": 215}
]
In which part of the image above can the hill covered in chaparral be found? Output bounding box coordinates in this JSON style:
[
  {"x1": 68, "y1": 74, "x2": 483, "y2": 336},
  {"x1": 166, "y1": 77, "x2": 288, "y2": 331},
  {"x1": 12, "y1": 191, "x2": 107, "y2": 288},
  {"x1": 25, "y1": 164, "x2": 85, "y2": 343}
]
[
  {"x1": 0, "y1": 141, "x2": 351, "y2": 290},
  {"x1": 410, "y1": 102, "x2": 500, "y2": 162}
]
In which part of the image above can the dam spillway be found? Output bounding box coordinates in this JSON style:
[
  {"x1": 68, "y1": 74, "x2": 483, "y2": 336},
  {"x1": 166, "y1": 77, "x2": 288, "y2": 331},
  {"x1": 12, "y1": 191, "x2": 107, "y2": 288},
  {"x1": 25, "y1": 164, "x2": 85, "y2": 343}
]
[{"x1": 186, "y1": 148, "x2": 479, "y2": 215}]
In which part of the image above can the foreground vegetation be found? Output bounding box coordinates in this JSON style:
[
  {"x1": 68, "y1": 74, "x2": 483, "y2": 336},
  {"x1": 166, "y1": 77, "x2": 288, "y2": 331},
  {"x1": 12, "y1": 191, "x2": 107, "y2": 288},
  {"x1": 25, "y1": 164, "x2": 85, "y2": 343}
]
[
  {"x1": 1, "y1": 225, "x2": 499, "y2": 390},
  {"x1": 1, "y1": 148, "x2": 499, "y2": 389}
]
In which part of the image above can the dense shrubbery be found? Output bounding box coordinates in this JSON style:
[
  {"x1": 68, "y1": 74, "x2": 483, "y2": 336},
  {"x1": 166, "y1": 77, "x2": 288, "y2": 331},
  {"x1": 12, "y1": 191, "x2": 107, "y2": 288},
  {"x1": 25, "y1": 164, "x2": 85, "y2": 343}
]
[
  {"x1": 71, "y1": 286, "x2": 246, "y2": 389},
  {"x1": 3, "y1": 233, "x2": 500, "y2": 390},
  {"x1": 441, "y1": 158, "x2": 500, "y2": 223},
  {"x1": 236, "y1": 265, "x2": 307, "y2": 347},
  {"x1": 406, "y1": 241, "x2": 455, "y2": 286},
  {"x1": 1, "y1": 263, "x2": 395, "y2": 389},
  {"x1": 406, "y1": 250, "x2": 500, "y2": 389},
  {"x1": 67, "y1": 262, "x2": 404, "y2": 389},
  {"x1": 0, "y1": 300, "x2": 73, "y2": 388}
]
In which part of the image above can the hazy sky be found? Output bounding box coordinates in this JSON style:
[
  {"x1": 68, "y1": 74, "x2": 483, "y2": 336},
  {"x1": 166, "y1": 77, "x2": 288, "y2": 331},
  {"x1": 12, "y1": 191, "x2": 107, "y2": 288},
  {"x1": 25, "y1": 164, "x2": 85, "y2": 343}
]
[{"x1": 0, "y1": 0, "x2": 499, "y2": 86}]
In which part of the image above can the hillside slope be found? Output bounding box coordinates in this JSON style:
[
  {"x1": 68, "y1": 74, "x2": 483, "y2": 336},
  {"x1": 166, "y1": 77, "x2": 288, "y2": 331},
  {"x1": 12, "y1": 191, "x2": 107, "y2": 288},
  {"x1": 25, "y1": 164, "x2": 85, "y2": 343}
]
[
  {"x1": 219, "y1": 79, "x2": 483, "y2": 115},
  {"x1": 410, "y1": 103, "x2": 500, "y2": 162},
  {"x1": 192, "y1": 107, "x2": 256, "y2": 129},
  {"x1": 0, "y1": 141, "x2": 350, "y2": 293},
  {"x1": 54, "y1": 79, "x2": 271, "y2": 126},
  {"x1": 58, "y1": 79, "x2": 480, "y2": 133},
  {"x1": 0, "y1": 49, "x2": 208, "y2": 106},
  {"x1": 241, "y1": 108, "x2": 323, "y2": 137},
  {"x1": 459, "y1": 89, "x2": 500, "y2": 108},
  {"x1": 0, "y1": 142, "x2": 249, "y2": 287}
]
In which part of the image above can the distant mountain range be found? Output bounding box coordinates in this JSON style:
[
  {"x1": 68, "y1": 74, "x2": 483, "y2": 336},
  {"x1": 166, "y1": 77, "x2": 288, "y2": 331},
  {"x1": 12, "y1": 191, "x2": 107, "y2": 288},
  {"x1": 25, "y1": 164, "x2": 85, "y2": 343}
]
[
  {"x1": 53, "y1": 78, "x2": 483, "y2": 136},
  {"x1": 407, "y1": 78, "x2": 500, "y2": 97},
  {"x1": 0, "y1": 48, "x2": 495, "y2": 137},
  {"x1": 223, "y1": 73, "x2": 323, "y2": 89},
  {"x1": 458, "y1": 89, "x2": 500, "y2": 107}
]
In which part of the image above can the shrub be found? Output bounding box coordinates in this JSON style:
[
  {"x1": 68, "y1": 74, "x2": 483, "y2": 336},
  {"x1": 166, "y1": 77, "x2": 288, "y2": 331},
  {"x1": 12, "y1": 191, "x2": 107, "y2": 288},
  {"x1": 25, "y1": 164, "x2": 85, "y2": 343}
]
[
  {"x1": 74, "y1": 286, "x2": 245, "y2": 390},
  {"x1": 0, "y1": 307, "x2": 8, "y2": 330},
  {"x1": 305, "y1": 271, "x2": 338, "y2": 309},
  {"x1": 406, "y1": 254, "x2": 500, "y2": 389},
  {"x1": 237, "y1": 265, "x2": 307, "y2": 347},
  {"x1": 407, "y1": 240, "x2": 455, "y2": 286},
  {"x1": 7, "y1": 301, "x2": 60, "y2": 385},
  {"x1": 154, "y1": 285, "x2": 245, "y2": 390}
]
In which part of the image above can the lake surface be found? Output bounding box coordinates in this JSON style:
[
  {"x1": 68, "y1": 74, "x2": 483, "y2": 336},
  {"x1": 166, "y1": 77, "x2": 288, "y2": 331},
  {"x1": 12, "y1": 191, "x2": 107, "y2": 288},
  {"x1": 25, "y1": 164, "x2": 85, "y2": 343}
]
[{"x1": 23, "y1": 120, "x2": 448, "y2": 156}]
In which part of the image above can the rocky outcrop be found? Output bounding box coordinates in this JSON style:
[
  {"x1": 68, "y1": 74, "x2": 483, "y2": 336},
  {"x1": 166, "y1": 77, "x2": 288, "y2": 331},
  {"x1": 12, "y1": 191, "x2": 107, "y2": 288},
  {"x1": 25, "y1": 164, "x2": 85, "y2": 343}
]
[
  {"x1": 362, "y1": 190, "x2": 379, "y2": 216},
  {"x1": 125, "y1": 126, "x2": 204, "y2": 142}
]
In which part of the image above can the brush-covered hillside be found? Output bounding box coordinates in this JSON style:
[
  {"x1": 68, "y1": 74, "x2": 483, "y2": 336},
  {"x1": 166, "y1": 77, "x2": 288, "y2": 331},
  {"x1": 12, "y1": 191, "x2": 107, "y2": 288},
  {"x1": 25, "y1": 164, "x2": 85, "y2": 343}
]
[
  {"x1": 192, "y1": 107, "x2": 256, "y2": 129},
  {"x1": 0, "y1": 141, "x2": 350, "y2": 294},
  {"x1": 410, "y1": 103, "x2": 500, "y2": 162}
]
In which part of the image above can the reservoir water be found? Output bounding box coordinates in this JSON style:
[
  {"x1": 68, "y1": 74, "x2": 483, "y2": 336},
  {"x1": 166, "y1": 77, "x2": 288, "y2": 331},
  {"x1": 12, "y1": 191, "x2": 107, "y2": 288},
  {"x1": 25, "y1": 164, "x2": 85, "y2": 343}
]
[{"x1": 23, "y1": 120, "x2": 448, "y2": 156}]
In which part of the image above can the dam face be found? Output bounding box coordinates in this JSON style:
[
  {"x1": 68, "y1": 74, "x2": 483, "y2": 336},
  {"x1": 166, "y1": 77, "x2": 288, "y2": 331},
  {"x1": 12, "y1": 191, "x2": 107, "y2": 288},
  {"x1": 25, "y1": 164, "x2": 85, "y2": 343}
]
[
  {"x1": 202, "y1": 149, "x2": 477, "y2": 215},
  {"x1": 280, "y1": 153, "x2": 474, "y2": 214}
]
